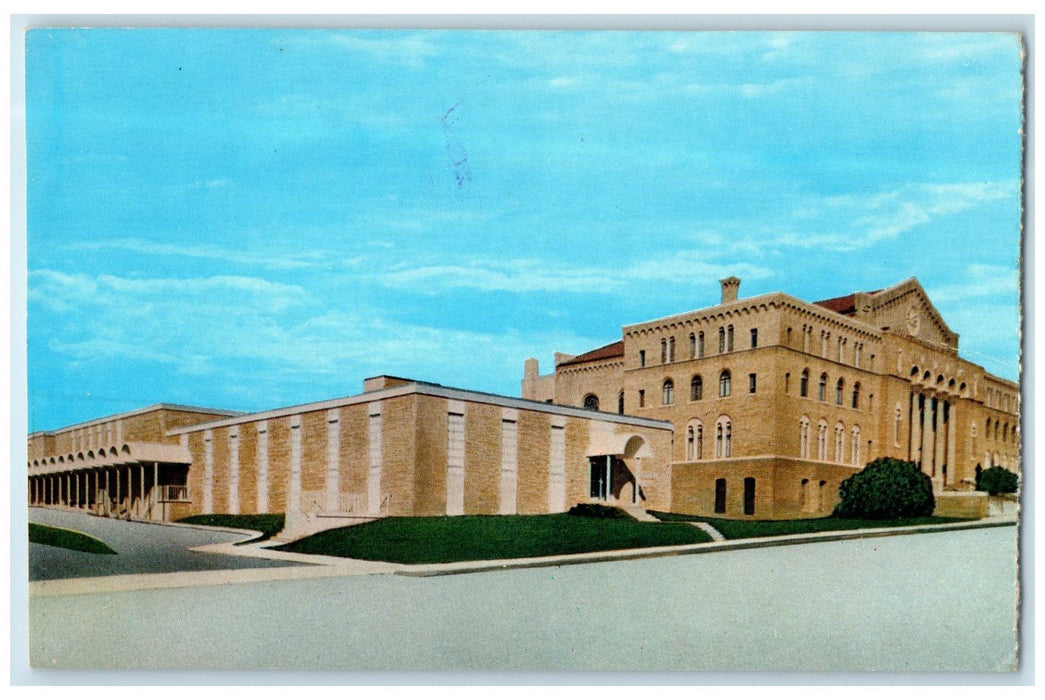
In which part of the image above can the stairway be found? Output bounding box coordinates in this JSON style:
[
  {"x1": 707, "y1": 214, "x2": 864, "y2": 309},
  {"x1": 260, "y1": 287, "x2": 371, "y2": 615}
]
[{"x1": 621, "y1": 506, "x2": 661, "y2": 523}]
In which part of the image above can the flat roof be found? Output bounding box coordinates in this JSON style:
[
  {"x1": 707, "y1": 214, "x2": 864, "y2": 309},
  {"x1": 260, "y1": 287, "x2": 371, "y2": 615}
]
[
  {"x1": 29, "y1": 403, "x2": 245, "y2": 437},
  {"x1": 166, "y1": 381, "x2": 673, "y2": 435}
]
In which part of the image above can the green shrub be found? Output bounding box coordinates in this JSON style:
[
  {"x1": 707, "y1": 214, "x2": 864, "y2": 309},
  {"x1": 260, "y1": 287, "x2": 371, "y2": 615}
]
[
  {"x1": 976, "y1": 466, "x2": 1018, "y2": 495},
  {"x1": 566, "y1": 503, "x2": 635, "y2": 520},
  {"x1": 834, "y1": 458, "x2": 935, "y2": 519}
]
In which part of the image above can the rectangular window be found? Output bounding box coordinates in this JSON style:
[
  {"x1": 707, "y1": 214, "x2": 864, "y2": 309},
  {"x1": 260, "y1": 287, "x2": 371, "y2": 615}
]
[
  {"x1": 749, "y1": 373, "x2": 757, "y2": 393},
  {"x1": 714, "y1": 478, "x2": 727, "y2": 514},
  {"x1": 744, "y1": 477, "x2": 756, "y2": 515},
  {"x1": 638, "y1": 389, "x2": 645, "y2": 408},
  {"x1": 750, "y1": 328, "x2": 758, "y2": 348},
  {"x1": 639, "y1": 350, "x2": 646, "y2": 367}
]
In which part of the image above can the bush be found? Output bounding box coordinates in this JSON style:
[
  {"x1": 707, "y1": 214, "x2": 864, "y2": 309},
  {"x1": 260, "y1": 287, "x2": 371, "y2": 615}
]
[
  {"x1": 976, "y1": 466, "x2": 1018, "y2": 495},
  {"x1": 834, "y1": 458, "x2": 935, "y2": 519},
  {"x1": 566, "y1": 503, "x2": 635, "y2": 520}
]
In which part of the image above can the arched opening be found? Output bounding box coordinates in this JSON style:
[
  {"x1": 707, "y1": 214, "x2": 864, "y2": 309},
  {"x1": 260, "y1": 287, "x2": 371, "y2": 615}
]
[{"x1": 583, "y1": 394, "x2": 599, "y2": 411}]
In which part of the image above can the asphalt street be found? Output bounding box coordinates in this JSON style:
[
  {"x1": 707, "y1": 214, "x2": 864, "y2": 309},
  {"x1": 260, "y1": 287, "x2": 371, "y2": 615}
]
[{"x1": 28, "y1": 508, "x2": 305, "y2": 581}]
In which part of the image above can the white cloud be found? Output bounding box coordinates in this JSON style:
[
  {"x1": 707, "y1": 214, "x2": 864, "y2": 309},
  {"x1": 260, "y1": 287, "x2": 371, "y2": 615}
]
[
  {"x1": 926, "y1": 264, "x2": 1021, "y2": 304},
  {"x1": 66, "y1": 237, "x2": 325, "y2": 271}
]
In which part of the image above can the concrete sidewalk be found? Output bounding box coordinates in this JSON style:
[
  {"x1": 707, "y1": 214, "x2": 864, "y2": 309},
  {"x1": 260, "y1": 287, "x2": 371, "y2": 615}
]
[{"x1": 28, "y1": 513, "x2": 1018, "y2": 597}]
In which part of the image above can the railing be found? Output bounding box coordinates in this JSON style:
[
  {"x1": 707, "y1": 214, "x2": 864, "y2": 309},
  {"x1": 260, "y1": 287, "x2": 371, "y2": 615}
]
[{"x1": 157, "y1": 485, "x2": 190, "y2": 502}]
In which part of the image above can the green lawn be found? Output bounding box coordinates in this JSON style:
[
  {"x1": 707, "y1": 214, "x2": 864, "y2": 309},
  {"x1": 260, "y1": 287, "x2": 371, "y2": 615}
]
[
  {"x1": 177, "y1": 513, "x2": 285, "y2": 544},
  {"x1": 29, "y1": 523, "x2": 116, "y2": 554},
  {"x1": 650, "y1": 512, "x2": 971, "y2": 539},
  {"x1": 275, "y1": 513, "x2": 713, "y2": 564}
]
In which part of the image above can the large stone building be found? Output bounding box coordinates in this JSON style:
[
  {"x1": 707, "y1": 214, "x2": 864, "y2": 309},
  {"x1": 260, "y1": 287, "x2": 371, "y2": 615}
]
[
  {"x1": 522, "y1": 277, "x2": 1020, "y2": 519},
  {"x1": 27, "y1": 275, "x2": 1019, "y2": 531}
]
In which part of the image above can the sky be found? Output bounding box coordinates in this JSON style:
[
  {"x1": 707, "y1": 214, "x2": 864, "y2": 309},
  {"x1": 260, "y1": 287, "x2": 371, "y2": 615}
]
[{"x1": 24, "y1": 29, "x2": 1024, "y2": 432}]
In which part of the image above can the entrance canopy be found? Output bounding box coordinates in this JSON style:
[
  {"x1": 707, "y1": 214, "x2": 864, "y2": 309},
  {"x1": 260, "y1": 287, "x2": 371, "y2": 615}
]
[
  {"x1": 28, "y1": 441, "x2": 192, "y2": 475},
  {"x1": 585, "y1": 432, "x2": 651, "y2": 459}
]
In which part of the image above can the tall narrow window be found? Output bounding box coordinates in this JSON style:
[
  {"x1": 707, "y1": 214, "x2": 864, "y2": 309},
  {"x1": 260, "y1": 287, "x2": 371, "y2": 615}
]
[
  {"x1": 743, "y1": 477, "x2": 756, "y2": 515},
  {"x1": 668, "y1": 336, "x2": 676, "y2": 363},
  {"x1": 785, "y1": 372, "x2": 791, "y2": 394},
  {"x1": 851, "y1": 382, "x2": 861, "y2": 409},
  {"x1": 727, "y1": 325, "x2": 734, "y2": 352},
  {"x1": 661, "y1": 339, "x2": 668, "y2": 364},
  {"x1": 718, "y1": 327, "x2": 726, "y2": 353},
  {"x1": 835, "y1": 378, "x2": 844, "y2": 405},
  {"x1": 748, "y1": 373, "x2": 757, "y2": 394},
  {"x1": 662, "y1": 379, "x2": 675, "y2": 405},
  {"x1": 686, "y1": 425, "x2": 695, "y2": 460},
  {"x1": 697, "y1": 332, "x2": 705, "y2": 358},
  {"x1": 818, "y1": 373, "x2": 827, "y2": 401},
  {"x1": 638, "y1": 390, "x2": 645, "y2": 408},
  {"x1": 686, "y1": 420, "x2": 704, "y2": 460},
  {"x1": 835, "y1": 423, "x2": 845, "y2": 463},
  {"x1": 800, "y1": 370, "x2": 809, "y2": 397},
  {"x1": 894, "y1": 406, "x2": 903, "y2": 446},
  {"x1": 851, "y1": 426, "x2": 862, "y2": 466},
  {"x1": 618, "y1": 392, "x2": 625, "y2": 415},
  {"x1": 696, "y1": 424, "x2": 704, "y2": 460},
  {"x1": 689, "y1": 333, "x2": 696, "y2": 359},
  {"x1": 639, "y1": 350, "x2": 646, "y2": 368},
  {"x1": 714, "y1": 478, "x2": 726, "y2": 514},
  {"x1": 690, "y1": 375, "x2": 703, "y2": 401},
  {"x1": 817, "y1": 420, "x2": 828, "y2": 460},
  {"x1": 799, "y1": 416, "x2": 810, "y2": 459},
  {"x1": 719, "y1": 370, "x2": 732, "y2": 397},
  {"x1": 716, "y1": 416, "x2": 732, "y2": 458},
  {"x1": 750, "y1": 328, "x2": 758, "y2": 348}
]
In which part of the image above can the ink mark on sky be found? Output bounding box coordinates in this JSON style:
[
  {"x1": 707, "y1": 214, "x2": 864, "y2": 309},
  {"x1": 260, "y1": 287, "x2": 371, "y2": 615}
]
[{"x1": 442, "y1": 99, "x2": 472, "y2": 188}]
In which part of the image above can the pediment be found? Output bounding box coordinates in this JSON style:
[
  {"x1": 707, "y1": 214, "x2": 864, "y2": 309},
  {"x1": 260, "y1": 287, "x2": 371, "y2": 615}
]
[{"x1": 858, "y1": 278, "x2": 957, "y2": 349}]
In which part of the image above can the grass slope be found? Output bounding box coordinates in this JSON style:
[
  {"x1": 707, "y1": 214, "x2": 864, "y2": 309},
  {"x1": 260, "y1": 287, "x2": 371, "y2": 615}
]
[
  {"x1": 650, "y1": 512, "x2": 970, "y2": 539},
  {"x1": 29, "y1": 523, "x2": 116, "y2": 554},
  {"x1": 177, "y1": 513, "x2": 285, "y2": 544},
  {"x1": 276, "y1": 513, "x2": 713, "y2": 564}
]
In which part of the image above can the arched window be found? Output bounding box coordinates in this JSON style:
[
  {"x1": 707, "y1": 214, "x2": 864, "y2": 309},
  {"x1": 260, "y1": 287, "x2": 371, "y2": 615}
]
[
  {"x1": 727, "y1": 325, "x2": 734, "y2": 352},
  {"x1": 583, "y1": 394, "x2": 599, "y2": 411},
  {"x1": 668, "y1": 336, "x2": 676, "y2": 363},
  {"x1": 660, "y1": 339, "x2": 668, "y2": 364},
  {"x1": 894, "y1": 405, "x2": 903, "y2": 446},
  {"x1": 800, "y1": 369, "x2": 809, "y2": 397},
  {"x1": 618, "y1": 392, "x2": 625, "y2": 414},
  {"x1": 719, "y1": 370, "x2": 732, "y2": 397},
  {"x1": 835, "y1": 378, "x2": 844, "y2": 405},
  {"x1": 835, "y1": 423, "x2": 845, "y2": 463},
  {"x1": 851, "y1": 382, "x2": 860, "y2": 409},
  {"x1": 662, "y1": 379, "x2": 675, "y2": 405},
  {"x1": 718, "y1": 327, "x2": 726, "y2": 353},
  {"x1": 686, "y1": 420, "x2": 704, "y2": 460},
  {"x1": 799, "y1": 416, "x2": 811, "y2": 459},
  {"x1": 985, "y1": 418, "x2": 991, "y2": 440},
  {"x1": 817, "y1": 420, "x2": 828, "y2": 461},
  {"x1": 689, "y1": 333, "x2": 696, "y2": 359},
  {"x1": 697, "y1": 331, "x2": 705, "y2": 358},
  {"x1": 690, "y1": 375, "x2": 703, "y2": 401},
  {"x1": 715, "y1": 416, "x2": 732, "y2": 458},
  {"x1": 851, "y1": 425, "x2": 862, "y2": 466},
  {"x1": 818, "y1": 373, "x2": 827, "y2": 401}
]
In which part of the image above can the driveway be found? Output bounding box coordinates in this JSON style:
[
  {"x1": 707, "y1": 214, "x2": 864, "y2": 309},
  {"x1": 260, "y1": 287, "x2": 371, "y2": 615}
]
[{"x1": 28, "y1": 508, "x2": 306, "y2": 581}]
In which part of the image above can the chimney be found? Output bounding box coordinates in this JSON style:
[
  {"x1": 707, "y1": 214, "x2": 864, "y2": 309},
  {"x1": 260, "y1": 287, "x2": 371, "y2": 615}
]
[{"x1": 720, "y1": 276, "x2": 741, "y2": 304}]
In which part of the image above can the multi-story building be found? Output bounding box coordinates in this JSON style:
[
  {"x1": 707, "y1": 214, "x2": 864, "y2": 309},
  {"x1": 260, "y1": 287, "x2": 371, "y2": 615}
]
[{"x1": 523, "y1": 276, "x2": 1020, "y2": 519}]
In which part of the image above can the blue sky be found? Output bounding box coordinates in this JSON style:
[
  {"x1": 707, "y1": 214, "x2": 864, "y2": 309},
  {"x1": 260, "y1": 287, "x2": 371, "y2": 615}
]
[{"x1": 25, "y1": 29, "x2": 1024, "y2": 431}]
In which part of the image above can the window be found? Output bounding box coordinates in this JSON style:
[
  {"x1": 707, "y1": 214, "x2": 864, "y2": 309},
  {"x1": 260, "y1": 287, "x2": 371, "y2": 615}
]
[
  {"x1": 618, "y1": 392, "x2": 625, "y2": 415},
  {"x1": 687, "y1": 425, "x2": 694, "y2": 460},
  {"x1": 787, "y1": 327, "x2": 793, "y2": 345},
  {"x1": 851, "y1": 426, "x2": 862, "y2": 466},
  {"x1": 750, "y1": 328, "x2": 758, "y2": 348},
  {"x1": 686, "y1": 420, "x2": 704, "y2": 460},
  {"x1": 799, "y1": 416, "x2": 810, "y2": 459},
  {"x1": 785, "y1": 372, "x2": 791, "y2": 394},
  {"x1": 851, "y1": 382, "x2": 861, "y2": 409},
  {"x1": 894, "y1": 406, "x2": 903, "y2": 446},
  {"x1": 835, "y1": 378, "x2": 844, "y2": 405},
  {"x1": 697, "y1": 332, "x2": 705, "y2": 358},
  {"x1": 583, "y1": 394, "x2": 599, "y2": 411},
  {"x1": 800, "y1": 369, "x2": 809, "y2": 397},
  {"x1": 748, "y1": 373, "x2": 757, "y2": 394},
  {"x1": 639, "y1": 350, "x2": 646, "y2": 367},
  {"x1": 718, "y1": 327, "x2": 726, "y2": 353},
  {"x1": 668, "y1": 336, "x2": 676, "y2": 363},
  {"x1": 719, "y1": 370, "x2": 732, "y2": 397},
  {"x1": 743, "y1": 477, "x2": 756, "y2": 515},
  {"x1": 660, "y1": 339, "x2": 668, "y2": 364},
  {"x1": 835, "y1": 423, "x2": 845, "y2": 463},
  {"x1": 818, "y1": 373, "x2": 827, "y2": 401},
  {"x1": 638, "y1": 390, "x2": 645, "y2": 408},
  {"x1": 714, "y1": 478, "x2": 726, "y2": 513},
  {"x1": 662, "y1": 379, "x2": 675, "y2": 405},
  {"x1": 727, "y1": 325, "x2": 734, "y2": 352},
  {"x1": 689, "y1": 333, "x2": 696, "y2": 359},
  {"x1": 715, "y1": 416, "x2": 732, "y2": 458},
  {"x1": 817, "y1": 420, "x2": 828, "y2": 461},
  {"x1": 690, "y1": 375, "x2": 703, "y2": 401}
]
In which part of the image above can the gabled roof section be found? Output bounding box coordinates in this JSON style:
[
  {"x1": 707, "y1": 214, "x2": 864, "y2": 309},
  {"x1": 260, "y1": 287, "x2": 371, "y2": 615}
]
[
  {"x1": 556, "y1": 340, "x2": 625, "y2": 368},
  {"x1": 814, "y1": 289, "x2": 882, "y2": 316}
]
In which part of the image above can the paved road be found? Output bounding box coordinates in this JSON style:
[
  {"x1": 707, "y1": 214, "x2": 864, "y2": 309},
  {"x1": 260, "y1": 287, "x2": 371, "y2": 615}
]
[
  {"x1": 28, "y1": 525, "x2": 1018, "y2": 672},
  {"x1": 28, "y1": 508, "x2": 304, "y2": 581}
]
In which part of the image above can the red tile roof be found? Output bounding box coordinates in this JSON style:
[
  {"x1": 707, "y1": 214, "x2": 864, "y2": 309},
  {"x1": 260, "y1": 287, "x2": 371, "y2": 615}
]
[
  {"x1": 813, "y1": 289, "x2": 881, "y2": 316},
  {"x1": 556, "y1": 340, "x2": 625, "y2": 367}
]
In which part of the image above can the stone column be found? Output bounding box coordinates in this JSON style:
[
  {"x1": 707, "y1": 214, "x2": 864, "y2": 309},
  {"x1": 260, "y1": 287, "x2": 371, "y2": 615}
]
[{"x1": 921, "y1": 394, "x2": 934, "y2": 476}]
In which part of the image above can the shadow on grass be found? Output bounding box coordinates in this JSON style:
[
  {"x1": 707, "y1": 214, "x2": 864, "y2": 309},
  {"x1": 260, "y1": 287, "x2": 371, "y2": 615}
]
[
  {"x1": 176, "y1": 513, "x2": 285, "y2": 545},
  {"x1": 649, "y1": 512, "x2": 972, "y2": 539}
]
